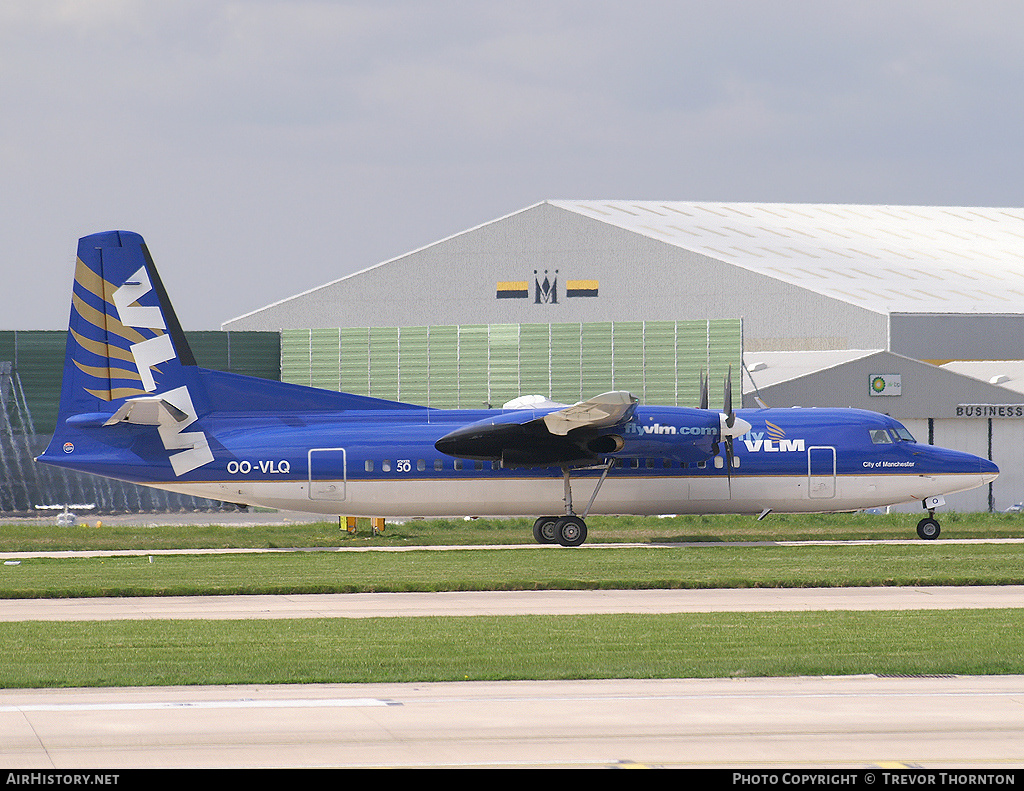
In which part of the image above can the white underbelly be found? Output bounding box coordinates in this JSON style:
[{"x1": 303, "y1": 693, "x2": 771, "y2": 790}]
[{"x1": 153, "y1": 471, "x2": 991, "y2": 518}]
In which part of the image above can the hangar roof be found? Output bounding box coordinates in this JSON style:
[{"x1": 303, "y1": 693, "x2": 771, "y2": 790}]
[
  {"x1": 941, "y1": 360, "x2": 1024, "y2": 395},
  {"x1": 554, "y1": 201, "x2": 1024, "y2": 315},
  {"x1": 743, "y1": 349, "x2": 880, "y2": 390},
  {"x1": 740, "y1": 349, "x2": 1024, "y2": 417}
]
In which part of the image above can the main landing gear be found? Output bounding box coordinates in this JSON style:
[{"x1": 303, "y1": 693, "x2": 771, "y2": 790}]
[
  {"x1": 531, "y1": 461, "x2": 614, "y2": 547},
  {"x1": 533, "y1": 515, "x2": 588, "y2": 547}
]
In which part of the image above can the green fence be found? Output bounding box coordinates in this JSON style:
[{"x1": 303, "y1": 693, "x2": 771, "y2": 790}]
[
  {"x1": 1, "y1": 330, "x2": 281, "y2": 513},
  {"x1": 281, "y1": 320, "x2": 743, "y2": 409},
  {"x1": 0, "y1": 331, "x2": 280, "y2": 435}
]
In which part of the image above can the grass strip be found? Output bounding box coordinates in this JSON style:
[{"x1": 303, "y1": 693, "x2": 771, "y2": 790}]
[
  {"x1": 1, "y1": 512, "x2": 1022, "y2": 552},
  {"x1": 0, "y1": 609, "x2": 1021, "y2": 689},
  {"x1": 1, "y1": 544, "x2": 1022, "y2": 599}
]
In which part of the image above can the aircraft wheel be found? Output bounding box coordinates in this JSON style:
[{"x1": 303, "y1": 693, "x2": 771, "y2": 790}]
[
  {"x1": 555, "y1": 516, "x2": 588, "y2": 547},
  {"x1": 532, "y1": 516, "x2": 559, "y2": 544},
  {"x1": 916, "y1": 517, "x2": 941, "y2": 540}
]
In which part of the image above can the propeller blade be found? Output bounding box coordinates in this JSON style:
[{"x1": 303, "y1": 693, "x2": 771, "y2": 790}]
[
  {"x1": 718, "y1": 365, "x2": 751, "y2": 440},
  {"x1": 699, "y1": 371, "x2": 709, "y2": 410},
  {"x1": 724, "y1": 366, "x2": 735, "y2": 428},
  {"x1": 725, "y1": 436, "x2": 734, "y2": 497}
]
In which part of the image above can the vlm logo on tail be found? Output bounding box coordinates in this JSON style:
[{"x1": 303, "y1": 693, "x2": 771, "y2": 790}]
[
  {"x1": 64, "y1": 232, "x2": 213, "y2": 477},
  {"x1": 742, "y1": 420, "x2": 805, "y2": 453}
]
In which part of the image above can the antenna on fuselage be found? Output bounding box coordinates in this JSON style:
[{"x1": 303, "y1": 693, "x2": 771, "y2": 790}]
[{"x1": 742, "y1": 361, "x2": 770, "y2": 409}]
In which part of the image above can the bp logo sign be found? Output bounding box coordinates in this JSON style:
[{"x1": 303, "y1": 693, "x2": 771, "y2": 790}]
[{"x1": 870, "y1": 374, "x2": 901, "y2": 397}]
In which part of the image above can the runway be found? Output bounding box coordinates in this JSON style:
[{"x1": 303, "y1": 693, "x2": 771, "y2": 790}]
[
  {"x1": 3, "y1": 675, "x2": 1023, "y2": 769},
  {"x1": 2, "y1": 585, "x2": 1023, "y2": 768},
  {"x1": 3, "y1": 536, "x2": 1022, "y2": 769},
  {"x1": 1, "y1": 584, "x2": 1023, "y2": 621}
]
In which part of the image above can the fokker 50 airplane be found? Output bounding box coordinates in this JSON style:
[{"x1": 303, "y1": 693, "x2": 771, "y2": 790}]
[{"x1": 38, "y1": 231, "x2": 999, "y2": 546}]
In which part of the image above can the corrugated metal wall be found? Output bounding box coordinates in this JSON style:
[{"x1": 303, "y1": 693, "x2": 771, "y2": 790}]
[
  {"x1": 0, "y1": 331, "x2": 64, "y2": 435},
  {"x1": 933, "y1": 419, "x2": 1024, "y2": 513},
  {"x1": 281, "y1": 319, "x2": 744, "y2": 409}
]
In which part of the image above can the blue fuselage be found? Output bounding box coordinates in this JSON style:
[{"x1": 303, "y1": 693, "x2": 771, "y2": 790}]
[{"x1": 40, "y1": 399, "x2": 998, "y2": 518}]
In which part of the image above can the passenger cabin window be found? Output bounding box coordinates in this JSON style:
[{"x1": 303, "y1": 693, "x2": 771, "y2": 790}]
[{"x1": 869, "y1": 429, "x2": 893, "y2": 445}]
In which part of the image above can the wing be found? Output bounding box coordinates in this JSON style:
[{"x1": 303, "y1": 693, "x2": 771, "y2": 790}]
[{"x1": 435, "y1": 391, "x2": 638, "y2": 467}]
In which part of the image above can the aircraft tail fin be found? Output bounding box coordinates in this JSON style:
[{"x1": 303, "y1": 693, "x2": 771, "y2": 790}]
[
  {"x1": 56, "y1": 230, "x2": 199, "y2": 420},
  {"x1": 39, "y1": 230, "x2": 424, "y2": 481},
  {"x1": 38, "y1": 231, "x2": 219, "y2": 478}
]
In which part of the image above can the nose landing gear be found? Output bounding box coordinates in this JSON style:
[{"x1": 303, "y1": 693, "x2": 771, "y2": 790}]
[
  {"x1": 917, "y1": 495, "x2": 945, "y2": 540},
  {"x1": 916, "y1": 515, "x2": 941, "y2": 540}
]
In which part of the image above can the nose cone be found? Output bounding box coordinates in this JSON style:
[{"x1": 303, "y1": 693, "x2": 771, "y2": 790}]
[{"x1": 913, "y1": 446, "x2": 999, "y2": 498}]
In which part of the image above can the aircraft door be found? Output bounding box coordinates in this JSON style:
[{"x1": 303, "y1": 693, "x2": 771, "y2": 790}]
[
  {"x1": 308, "y1": 447, "x2": 347, "y2": 501},
  {"x1": 807, "y1": 446, "x2": 836, "y2": 499}
]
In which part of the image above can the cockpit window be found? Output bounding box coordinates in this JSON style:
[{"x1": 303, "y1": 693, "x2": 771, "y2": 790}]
[
  {"x1": 871, "y1": 425, "x2": 916, "y2": 444},
  {"x1": 869, "y1": 429, "x2": 893, "y2": 445},
  {"x1": 892, "y1": 425, "x2": 916, "y2": 442}
]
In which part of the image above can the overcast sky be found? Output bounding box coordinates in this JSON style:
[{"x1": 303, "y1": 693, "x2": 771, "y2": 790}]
[{"x1": 4, "y1": 1, "x2": 1024, "y2": 330}]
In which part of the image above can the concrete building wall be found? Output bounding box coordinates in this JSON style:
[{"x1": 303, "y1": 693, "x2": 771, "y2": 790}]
[
  {"x1": 934, "y1": 418, "x2": 1024, "y2": 512},
  {"x1": 890, "y1": 313, "x2": 1024, "y2": 362}
]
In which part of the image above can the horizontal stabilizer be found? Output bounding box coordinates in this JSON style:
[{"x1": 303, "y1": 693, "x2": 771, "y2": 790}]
[{"x1": 103, "y1": 395, "x2": 190, "y2": 426}]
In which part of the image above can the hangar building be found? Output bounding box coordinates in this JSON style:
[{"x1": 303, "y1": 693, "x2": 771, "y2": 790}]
[
  {"x1": 222, "y1": 201, "x2": 1024, "y2": 514},
  {"x1": 224, "y1": 200, "x2": 1024, "y2": 362}
]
